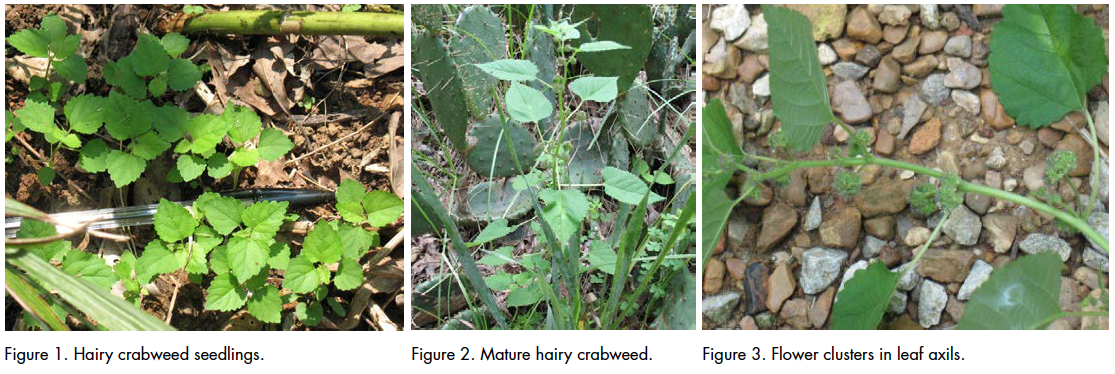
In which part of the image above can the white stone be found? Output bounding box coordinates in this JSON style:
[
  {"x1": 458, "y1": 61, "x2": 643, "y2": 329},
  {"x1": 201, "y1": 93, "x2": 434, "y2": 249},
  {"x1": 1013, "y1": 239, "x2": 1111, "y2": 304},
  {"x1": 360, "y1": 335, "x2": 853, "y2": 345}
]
[
  {"x1": 951, "y1": 89, "x2": 980, "y2": 115},
  {"x1": 918, "y1": 279, "x2": 948, "y2": 328},
  {"x1": 804, "y1": 197, "x2": 823, "y2": 231},
  {"x1": 818, "y1": 43, "x2": 837, "y2": 65},
  {"x1": 710, "y1": 5, "x2": 750, "y2": 41},
  {"x1": 958, "y1": 260, "x2": 993, "y2": 300},
  {"x1": 894, "y1": 262, "x2": 921, "y2": 292},
  {"x1": 752, "y1": 73, "x2": 771, "y2": 97},
  {"x1": 734, "y1": 13, "x2": 768, "y2": 52}
]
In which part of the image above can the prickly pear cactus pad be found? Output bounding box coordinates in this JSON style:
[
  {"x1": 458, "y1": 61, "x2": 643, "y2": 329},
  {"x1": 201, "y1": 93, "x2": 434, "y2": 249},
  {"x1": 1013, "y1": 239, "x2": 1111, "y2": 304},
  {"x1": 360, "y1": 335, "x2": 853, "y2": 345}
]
[{"x1": 411, "y1": 5, "x2": 696, "y2": 330}]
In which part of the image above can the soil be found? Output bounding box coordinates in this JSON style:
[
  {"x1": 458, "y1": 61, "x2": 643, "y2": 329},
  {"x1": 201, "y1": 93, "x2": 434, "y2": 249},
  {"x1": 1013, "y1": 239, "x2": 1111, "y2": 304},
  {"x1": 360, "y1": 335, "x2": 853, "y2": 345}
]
[{"x1": 5, "y1": 4, "x2": 405, "y2": 331}]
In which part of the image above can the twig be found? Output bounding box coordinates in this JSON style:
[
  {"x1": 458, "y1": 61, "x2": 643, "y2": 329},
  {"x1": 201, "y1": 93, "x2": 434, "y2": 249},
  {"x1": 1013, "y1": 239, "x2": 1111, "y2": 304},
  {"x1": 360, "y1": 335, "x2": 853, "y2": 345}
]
[
  {"x1": 13, "y1": 133, "x2": 97, "y2": 204},
  {"x1": 284, "y1": 108, "x2": 392, "y2": 165},
  {"x1": 164, "y1": 275, "x2": 181, "y2": 325}
]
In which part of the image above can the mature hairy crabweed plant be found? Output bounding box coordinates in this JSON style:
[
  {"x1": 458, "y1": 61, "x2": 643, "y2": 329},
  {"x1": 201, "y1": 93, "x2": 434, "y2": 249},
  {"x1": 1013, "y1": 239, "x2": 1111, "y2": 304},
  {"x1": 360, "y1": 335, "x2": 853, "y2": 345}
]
[
  {"x1": 703, "y1": 5, "x2": 1108, "y2": 330},
  {"x1": 5, "y1": 14, "x2": 294, "y2": 188},
  {"x1": 412, "y1": 4, "x2": 697, "y2": 329},
  {"x1": 9, "y1": 178, "x2": 401, "y2": 329}
]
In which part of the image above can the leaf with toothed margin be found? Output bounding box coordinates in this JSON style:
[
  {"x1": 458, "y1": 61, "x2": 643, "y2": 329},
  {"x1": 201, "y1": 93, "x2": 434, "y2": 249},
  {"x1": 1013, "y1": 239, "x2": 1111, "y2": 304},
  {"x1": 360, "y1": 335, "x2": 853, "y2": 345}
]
[{"x1": 763, "y1": 4, "x2": 837, "y2": 152}]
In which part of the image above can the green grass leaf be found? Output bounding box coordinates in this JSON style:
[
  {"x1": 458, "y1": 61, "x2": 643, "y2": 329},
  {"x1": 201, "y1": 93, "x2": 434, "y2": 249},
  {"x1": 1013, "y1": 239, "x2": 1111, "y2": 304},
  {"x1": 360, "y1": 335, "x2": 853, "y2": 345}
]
[
  {"x1": 538, "y1": 188, "x2": 588, "y2": 243},
  {"x1": 196, "y1": 195, "x2": 244, "y2": 235},
  {"x1": 763, "y1": 4, "x2": 837, "y2": 152},
  {"x1": 282, "y1": 255, "x2": 319, "y2": 293},
  {"x1": 160, "y1": 33, "x2": 190, "y2": 58},
  {"x1": 14, "y1": 99, "x2": 55, "y2": 134},
  {"x1": 958, "y1": 252, "x2": 1063, "y2": 329},
  {"x1": 830, "y1": 261, "x2": 900, "y2": 329},
  {"x1": 152, "y1": 104, "x2": 188, "y2": 142},
  {"x1": 167, "y1": 59, "x2": 202, "y2": 91},
  {"x1": 223, "y1": 103, "x2": 262, "y2": 143},
  {"x1": 474, "y1": 59, "x2": 540, "y2": 81},
  {"x1": 303, "y1": 222, "x2": 343, "y2": 264},
  {"x1": 246, "y1": 284, "x2": 281, "y2": 323},
  {"x1": 333, "y1": 257, "x2": 362, "y2": 290},
  {"x1": 206, "y1": 153, "x2": 233, "y2": 179},
  {"x1": 55, "y1": 54, "x2": 87, "y2": 84},
  {"x1": 79, "y1": 138, "x2": 109, "y2": 173},
  {"x1": 569, "y1": 76, "x2": 619, "y2": 102},
  {"x1": 106, "y1": 150, "x2": 145, "y2": 187},
  {"x1": 130, "y1": 34, "x2": 170, "y2": 77},
  {"x1": 602, "y1": 166, "x2": 665, "y2": 205},
  {"x1": 241, "y1": 201, "x2": 288, "y2": 238},
  {"x1": 226, "y1": 237, "x2": 269, "y2": 282},
  {"x1": 467, "y1": 219, "x2": 517, "y2": 247},
  {"x1": 130, "y1": 131, "x2": 171, "y2": 160},
  {"x1": 362, "y1": 190, "x2": 403, "y2": 227},
  {"x1": 154, "y1": 198, "x2": 198, "y2": 243},
  {"x1": 578, "y1": 41, "x2": 631, "y2": 52},
  {"x1": 15, "y1": 215, "x2": 70, "y2": 262},
  {"x1": 505, "y1": 81, "x2": 553, "y2": 122},
  {"x1": 134, "y1": 240, "x2": 179, "y2": 285},
  {"x1": 204, "y1": 273, "x2": 247, "y2": 311},
  {"x1": 64, "y1": 94, "x2": 104, "y2": 134},
  {"x1": 228, "y1": 147, "x2": 260, "y2": 167},
  {"x1": 176, "y1": 154, "x2": 206, "y2": 182},
  {"x1": 257, "y1": 128, "x2": 293, "y2": 161},
  {"x1": 989, "y1": 4, "x2": 1107, "y2": 127}
]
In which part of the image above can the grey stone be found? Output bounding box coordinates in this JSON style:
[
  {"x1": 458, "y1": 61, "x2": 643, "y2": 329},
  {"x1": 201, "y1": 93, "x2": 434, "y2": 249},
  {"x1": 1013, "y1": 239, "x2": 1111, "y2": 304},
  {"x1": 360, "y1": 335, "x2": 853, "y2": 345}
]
[
  {"x1": 734, "y1": 13, "x2": 768, "y2": 52},
  {"x1": 958, "y1": 260, "x2": 993, "y2": 300},
  {"x1": 921, "y1": 4, "x2": 940, "y2": 29},
  {"x1": 894, "y1": 262, "x2": 921, "y2": 292},
  {"x1": 862, "y1": 235, "x2": 886, "y2": 259},
  {"x1": 1087, "y1": 212, "x2": 1107, "y2": 253},
  {"x1": 710, "y1": 5, "x2": 750, "y2": 41},
  {"x1": 1019, "y1": 233, "x2": 1071, "y2": 262},
  {"x1": 899, "y1": 95, "x2": 929, "y2": 140},
  {"x1": 1023, "y1": 163, "x2": 1046, "y2": 192},
  {"x1": 855, "y1": 44, "x2": 882, "y2": 68},
  {"x1": 833, "y1": 62, "x2": 870, "y2": 81},
  {"x1": 943, "y1": 35, "x2": 972, "y2": 57},
  {"x1": 878, "y1": 5, "x2": 912, "y2": 26},
  {"x1": 944, "y1": 58, "x2": 981, "y2": 89},
  {"x1": 918, "y1": 279, "x2": 948, "y2": 328},
  {"x1": 1094, "y1": 100, "x2": 1109, "y2": 146},
  {"x1": 752, "y1": 74, "x2": 770, "y2": 97},
  {"x1": 832, "y1": 80, "x2": 873, "y2": 123},
  {"x1": 985, "y1": 147, "x2": 1006, "y2": 170},
  {"x1": 951, "y1": 90, "x2": 980, "y2": 115},
  {"x1": 817, "y1": 43, "x2": 837, "y2": 65},
  {"x1": 1083, "y1": 247, "x2": 1109, "y2": 273},
  {"x1": 919, "y1": 73, "x2": 951, "y2": 106},
  {"x1": 888, "y1": 291, "x2": 908, "y2": 314},
  {"x1": 800, "y1": 247, "x2": 849, "y2": 294},
  {"x1": 804, "y1": 197, "x2": 823, "y2": 231},
  {"x1": 702, "y1": 292, "x2": 741, "y2": 325},
  {"x1": 942, "y1": 205, "x2": 982, "y2": 246},
  {"x1": 1020, "y1": 139, "x2": 1036, "y2": 155}
]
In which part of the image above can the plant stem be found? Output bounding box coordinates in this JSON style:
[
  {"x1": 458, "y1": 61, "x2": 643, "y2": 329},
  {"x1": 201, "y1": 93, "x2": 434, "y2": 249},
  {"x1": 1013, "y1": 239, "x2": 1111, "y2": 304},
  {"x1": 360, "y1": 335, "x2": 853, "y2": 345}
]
[
  {"x1": 901, "y1": 210, "x2": 952, "y2": 279},
  {"x1": 1081, "y1": 106, "x2": 1101, "y2": 219},
  {"x1": 168, "y1": 10, "x2": 403, "y2": 37}
]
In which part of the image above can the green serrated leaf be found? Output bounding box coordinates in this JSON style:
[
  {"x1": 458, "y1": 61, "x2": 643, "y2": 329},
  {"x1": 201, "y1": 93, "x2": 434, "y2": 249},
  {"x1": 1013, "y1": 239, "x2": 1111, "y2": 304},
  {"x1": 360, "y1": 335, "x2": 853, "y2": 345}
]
[
  {"x1": 16, "y1": 218, "x2": 70, "y2": 262},
  {"x1": 60, "y1": 251, "x2": 115, "y2": 291},
  {"x1": 227, "y1": 237, "x2": 269, "y2": 282},
  {"x1": 228, "y1": 147, "x2": 260, "y2": 167},
  {"x1": 283, "y1": 255, "x2": 320, "y2": 293},
  {"x1": 246, "y1": 284, "x2": 281, "y2": 323},
  {"x1": 333, "y1": 257, "x2": 362, "y2": 290},
  {"x1": 242, "y1": 201, "x2": 288, "y2": 238},
  {"x1": 268, "y1": 242, "x2": 290, "y2": 270},
  {"x1": 154, "y1": 198, "x2": 198, "y2": 242},
  {"x1": 209, "y1": 245, "x2": 229, "y2": 275},
  {"x1": 204, "y1": 273, "x2": 248, "y2": 311},
  {"x1": 105, "y1": 91, "x2": 153, "y2": 140},
  {"x1": 505, "y1": 81, "x2": 553, "y2": 123},
  {"x1": 103, "y1": 56, "x2": 147, "y2": 98},
  {"x1": 484, "y1": 272, "x2": 513, "y2": 291},
  {"x1": 467, "y1": 219, "x2": 517, "y2": 247},
  {"x1": 303, "y1": 222, "x2": 343, "y2": 264},
  {"x1": 257, "y1": 127, "x2": 293, "y2": 161},
  {"x1": 148, "y1": 74, "x2": 168, "y2": 97},
  {"x1": 362, "y1": 190, "x2": 403, "y2": 227},
  {"x1": 507, "y1": 282, "x2": 544, "y2": 307},
  {"x1": 538, "y1": 188, "x2": 588, "y2": 242},
  {"x1": 569, "y1": 76, "x2": 619, "y2": 102},
  {"x1": 474, "y1": 59, "x2": 540, "y2": 81},
  {"x1": 106, "y1": 150, "x2": 145, "y2": 187},
  {"x1": 176, "y1": 154, "x2": 206, "y2": 182},
  {"x1": 186, "y1": 113, "x2": 228, "y2": 155},
  {"x1": 135, "y1": 240, "x2": 180, "y2": 284},
  {"x1": 295, "y1": 301, "x2": 323, "y2": 326},
  {"x1": 36, "y1": 167, "x2": 55, "y2": 186},
  {"x1": 206, "y1": 153, "x2": 233, "y2": 179},
  {"x1": 602, "y1": 166, "x2": 665, "y2": 205},
  {"x1": 763, "y1": 4, "x2": 838, "y2": 152},
  {"x1": 958, "y1": 252, "x2": 1063, "y2": 329},
  {"x1": 223, "y1": 103, "x2": 262, "y2": 143},
  {"x1": 989, "y1": 4, "x2": 1107, "y2": 127},
  {"x1": 6, "y1": 28, "x2": 49, "y2": 58},
  {"x1": 79, "y1": 138, "x2": 109, "y2": 172},
  {"x1": 152, "y1": 104, "x2": 188, "y2": 142},
  {"x1": 337, "y1": 179, "x2": 365, "y2": 206},
  {"x1": 830, "y1": 261, "x2": 900, "y2": 329},
  {"x1": 339, "y1": 224, "x2": 375, "y2": 260},
  {"x1": 14, "y1": 99, "x2": 55, "y2": 134},
  {"x1": 64, "y1": 94, "x2": 103, "y2": 134},
  {"x1": 55, "y1": 54, "x2": 87, "y2": 84},
  {"x1": 160, "y1": 33, "x2": 190, "y2": 58},
  {"x1": 477, "y1": 246, "x2": 515, "y2": 267},
  {"x1": 167, "y1": 58, "x2": 202, "y2": 91},
  {"x1": 130, "y1": 131, "x2": 171, "y2": 160},
  {"x1": 197, "y1": 195, "x2": 244, "y2": 235},
  {"x1": 130, "y1": 34, "x2": 171, "y2": 77},
  {"x1": 587, "y1": 241, "x2": 617, "y2": 274}
]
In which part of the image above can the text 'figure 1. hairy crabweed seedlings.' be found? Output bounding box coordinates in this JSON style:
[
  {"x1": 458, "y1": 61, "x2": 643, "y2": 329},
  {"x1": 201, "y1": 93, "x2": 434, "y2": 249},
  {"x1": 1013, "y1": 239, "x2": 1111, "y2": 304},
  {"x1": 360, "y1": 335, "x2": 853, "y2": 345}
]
[
  {"x1": 703, "y1": 4, "x2": 1107, "y2": 330},
  {"x1": 412, "y1": 4, "x2": 697, "y2": 330},
  {"x1": 6, "y1": 13, "x2": 295, "y2": 188}
]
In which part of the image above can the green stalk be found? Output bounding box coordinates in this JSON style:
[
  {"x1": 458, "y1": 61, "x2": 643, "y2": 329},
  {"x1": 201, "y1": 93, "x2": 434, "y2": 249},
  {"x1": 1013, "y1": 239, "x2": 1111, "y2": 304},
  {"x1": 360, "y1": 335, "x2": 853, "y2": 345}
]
[
  {"x1": 1081, "y1": 106, "x2": 1102, "y2": 219},
  {"x1": 171, "y1": 10, "x2": 403, "y2": 37}
]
